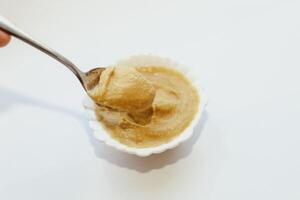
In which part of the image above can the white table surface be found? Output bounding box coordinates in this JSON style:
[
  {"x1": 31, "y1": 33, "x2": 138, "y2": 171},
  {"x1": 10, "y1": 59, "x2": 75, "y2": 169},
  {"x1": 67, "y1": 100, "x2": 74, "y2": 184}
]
[{"x1": 0, "y1": 0, "x2": 300, "y2": 199}]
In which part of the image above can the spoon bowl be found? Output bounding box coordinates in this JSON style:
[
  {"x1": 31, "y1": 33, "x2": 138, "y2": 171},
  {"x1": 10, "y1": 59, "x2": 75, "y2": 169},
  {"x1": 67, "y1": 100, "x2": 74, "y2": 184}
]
[{"x1": 83, "y1": 67, "x2": 105, "y2": 91}]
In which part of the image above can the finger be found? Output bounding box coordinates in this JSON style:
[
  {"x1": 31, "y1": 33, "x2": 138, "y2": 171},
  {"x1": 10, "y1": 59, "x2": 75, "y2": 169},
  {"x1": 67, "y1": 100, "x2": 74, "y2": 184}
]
[{"x1": 0, "y1": 30, "x2": 11, "y2": 47}]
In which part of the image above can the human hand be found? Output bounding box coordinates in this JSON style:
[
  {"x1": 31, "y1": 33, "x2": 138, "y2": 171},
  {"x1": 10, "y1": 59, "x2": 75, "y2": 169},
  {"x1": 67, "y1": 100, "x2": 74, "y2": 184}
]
[{"x1": 0, "y1": 30, "x2": 11, "y2": 47}]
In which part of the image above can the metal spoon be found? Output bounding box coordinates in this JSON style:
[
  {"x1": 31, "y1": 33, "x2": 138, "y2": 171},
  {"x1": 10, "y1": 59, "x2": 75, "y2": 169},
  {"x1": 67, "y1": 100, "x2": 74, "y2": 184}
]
[{"x1": 0, "y1": 15, "x2": 105, "y2": 92}]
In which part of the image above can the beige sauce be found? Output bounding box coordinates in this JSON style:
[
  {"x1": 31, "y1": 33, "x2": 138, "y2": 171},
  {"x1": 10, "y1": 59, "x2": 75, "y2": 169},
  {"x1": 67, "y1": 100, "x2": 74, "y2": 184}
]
[{"x1": 95, "y1": 66, "x2": 199, "y2": 148}]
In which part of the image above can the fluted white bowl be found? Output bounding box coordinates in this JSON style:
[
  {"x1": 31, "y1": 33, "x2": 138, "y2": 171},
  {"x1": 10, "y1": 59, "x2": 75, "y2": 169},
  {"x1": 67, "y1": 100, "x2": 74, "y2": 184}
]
[{"x1": 83, "y1": 54, "x2": 208, "y2": 157}]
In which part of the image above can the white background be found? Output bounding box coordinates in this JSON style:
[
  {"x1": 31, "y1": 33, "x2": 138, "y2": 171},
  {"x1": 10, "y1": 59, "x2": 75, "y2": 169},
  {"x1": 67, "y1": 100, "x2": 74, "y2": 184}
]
[{"x1": 0, "y1": 0, "x2": 300, "y2": 199}]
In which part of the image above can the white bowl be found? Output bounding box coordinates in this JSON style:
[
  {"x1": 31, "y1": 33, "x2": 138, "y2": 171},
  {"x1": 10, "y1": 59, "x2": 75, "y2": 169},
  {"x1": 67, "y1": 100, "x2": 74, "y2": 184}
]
[{"x1": 82, "y1": 54, "x2": 208, "y2": 157}]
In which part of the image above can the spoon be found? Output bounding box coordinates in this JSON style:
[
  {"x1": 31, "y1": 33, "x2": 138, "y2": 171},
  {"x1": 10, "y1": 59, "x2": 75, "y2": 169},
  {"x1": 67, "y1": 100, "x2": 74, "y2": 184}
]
[{"x1": 0, "y1": 15, "x2": 105, "y2": 92}]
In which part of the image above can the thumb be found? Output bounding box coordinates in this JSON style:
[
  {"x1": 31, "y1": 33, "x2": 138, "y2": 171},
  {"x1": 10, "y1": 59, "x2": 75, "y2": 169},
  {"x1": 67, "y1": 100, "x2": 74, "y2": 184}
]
[{"x1": 0, "y1": 30, "x2": 11, "y2": 47}]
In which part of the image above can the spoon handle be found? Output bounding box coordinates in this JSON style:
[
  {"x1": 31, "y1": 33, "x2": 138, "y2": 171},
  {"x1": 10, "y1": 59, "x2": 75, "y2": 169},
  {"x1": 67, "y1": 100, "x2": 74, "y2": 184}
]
[{"x1": 0, "y1": 15, "x2": 85, "y2": 85}]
